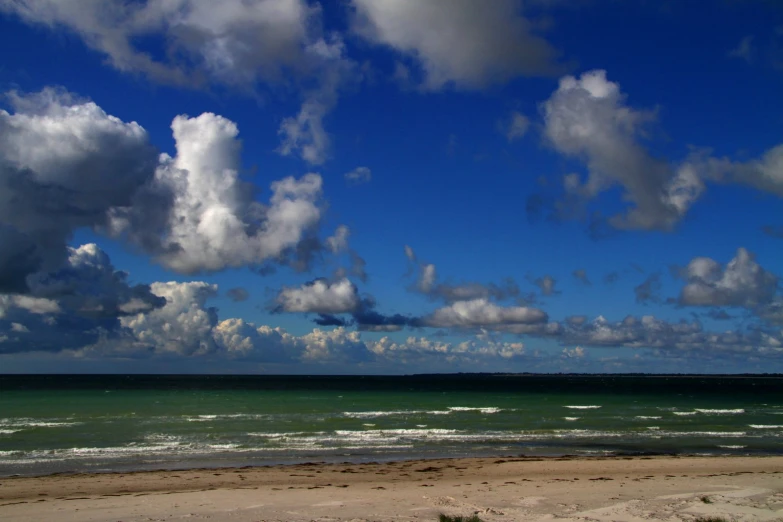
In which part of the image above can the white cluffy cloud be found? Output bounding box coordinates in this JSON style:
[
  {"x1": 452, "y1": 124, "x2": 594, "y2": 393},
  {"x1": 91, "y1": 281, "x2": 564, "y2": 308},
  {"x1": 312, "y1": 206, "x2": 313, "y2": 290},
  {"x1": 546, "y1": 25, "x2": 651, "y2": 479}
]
[
  {"x1": 275, "y1": 278, "x2": 360, "y2": 315},
  {"x1": 423, "y1": 298, "x2": 547, "y2": 329},
  {"x1": 130, "y1": 112, "x2": 324, "y2": 273},
  {"x1": 351, "y1": 0, "x2": 563, "y2": 90},
  {"x1": 542, "y1": 70, "x2": 705, "y2": 231},
  {"x1": 678, "y1": 248, "x2": 778, "y2": 308},
  {"x1": 1, "y1": 88, "x2": 327, "y2": 282}
]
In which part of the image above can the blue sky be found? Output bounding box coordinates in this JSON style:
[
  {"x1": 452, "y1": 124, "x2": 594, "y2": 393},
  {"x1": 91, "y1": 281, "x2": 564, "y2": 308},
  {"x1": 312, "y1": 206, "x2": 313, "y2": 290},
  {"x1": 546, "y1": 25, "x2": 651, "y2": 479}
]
[{"x1": 0, "y1": 0, "x2": 782, "y2": 374}]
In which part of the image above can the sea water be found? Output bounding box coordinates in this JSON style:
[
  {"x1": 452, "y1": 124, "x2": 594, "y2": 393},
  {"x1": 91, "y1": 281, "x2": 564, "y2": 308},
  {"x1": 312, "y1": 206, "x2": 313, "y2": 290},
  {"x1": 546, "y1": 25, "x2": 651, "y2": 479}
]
[{"x1": 1, "y1": 374, "x2": 781, "y2": 476}]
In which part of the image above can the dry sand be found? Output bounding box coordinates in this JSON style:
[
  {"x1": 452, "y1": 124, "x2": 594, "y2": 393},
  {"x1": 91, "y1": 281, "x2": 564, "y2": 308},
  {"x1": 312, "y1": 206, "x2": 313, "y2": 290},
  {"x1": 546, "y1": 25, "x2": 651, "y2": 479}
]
[{"x1": 2, "y1": 455, "x2": 783, "y2": 521}]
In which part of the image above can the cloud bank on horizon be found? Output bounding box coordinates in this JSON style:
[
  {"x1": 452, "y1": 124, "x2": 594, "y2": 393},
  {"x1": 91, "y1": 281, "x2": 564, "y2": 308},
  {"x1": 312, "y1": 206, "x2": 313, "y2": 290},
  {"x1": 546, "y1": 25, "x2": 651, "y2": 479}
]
[{"x1": 0, "y1": 0, "x2": 782, "y2": 374}]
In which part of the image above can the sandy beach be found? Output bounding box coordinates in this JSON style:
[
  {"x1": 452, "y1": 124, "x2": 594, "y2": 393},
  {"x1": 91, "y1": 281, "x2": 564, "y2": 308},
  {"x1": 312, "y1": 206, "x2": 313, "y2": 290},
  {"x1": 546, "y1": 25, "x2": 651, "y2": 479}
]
[{"x1": 1, "y1": 455, "x2": 782, "y2": 521}]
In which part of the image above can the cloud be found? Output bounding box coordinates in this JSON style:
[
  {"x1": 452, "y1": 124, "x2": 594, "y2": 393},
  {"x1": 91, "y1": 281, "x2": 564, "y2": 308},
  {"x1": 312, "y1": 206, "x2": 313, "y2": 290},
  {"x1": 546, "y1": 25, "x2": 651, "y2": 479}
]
[
  {"x1": 368, "y1": 335, "x2": 526, "y2": 360},
  {"x1": 573, "y1": 269, "x2": 591, "y2": 285},
  {"x1": 422, "y1": 298, "x2": 548, "y2": 330},
  {"x1": 1, "y1": 88, "x2": 331, "y2": 282},
  {"x1": 120, "y1": 281, "x2": 220, "y2": 356},
  {"x1": 350, "y1": 0, "x2": 564, "y2": 90},
  {"x1": 123, "y1": 112, "x2": 324, "y2": 273},
  {"x1": 729, "y1": 35, "x2": 755, "y2": 63},
  {"x1": 344, "y1": 166, "x2": 372, "y2": 185},
  {"x1": 761, "y1": 225, "x2": 783, "y2": 239},
  {"x1": 694, "y1": 144, "x2": 783, "y2": 198},
  {"x1": 325, "y1": 225, "x2": 350, "y2": 254},
  {"x1": 275, "y1": 278, "x2": 360, "y2": 315},
  {"x1": 551, "y1": 314, "x2": 783, "y2": 359},
  {"x1": 542, "y1": 70, "x2": 705, "y2": 231},
  {"x1": 634, "y1": 273, "x2": 662, "y2": 304},
  {"x1": 226, "y1": 288, "x2": 249, "y2": 302},
  {"x1": 502, "y1": 111, "x2": 530, "y2": 142},
  {"x1": 405, "y1": 246, "x2": 520, "y2": 303},
  {"x1": 0, "y1": 243, "x2": 165, "y2": 354},
  {"x1": 531, "y1": 274, "x2": 559, "y2": 296},
  {"x1": 0, "y1": 88, "x2": 159, "y2": 290},
  {"x1": 276, "y1": 35, "x2": 358, "y2": 164},
  {"x1": 677, "y1": 248, "x2": 778, "y2": 308},
  {"x1": 0, "y1": 0, "x2": 321, "y2": 89}
]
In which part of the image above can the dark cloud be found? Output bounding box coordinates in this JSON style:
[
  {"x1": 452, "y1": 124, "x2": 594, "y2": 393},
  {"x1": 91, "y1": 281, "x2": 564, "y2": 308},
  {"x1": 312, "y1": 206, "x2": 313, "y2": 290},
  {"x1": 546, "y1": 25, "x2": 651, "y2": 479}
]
[
  {"x1": 634, "y1": 273, "x2": 662, "y2": 304},
  {"x1": 761, "y1": 225, "x2": 783, "y2": 239},
  {"x1": 572, "y1": 269, "x2": 591, "y2": 285},
  {"x1": 226, "y1": 288, "x2": 250, "y2": 302}
]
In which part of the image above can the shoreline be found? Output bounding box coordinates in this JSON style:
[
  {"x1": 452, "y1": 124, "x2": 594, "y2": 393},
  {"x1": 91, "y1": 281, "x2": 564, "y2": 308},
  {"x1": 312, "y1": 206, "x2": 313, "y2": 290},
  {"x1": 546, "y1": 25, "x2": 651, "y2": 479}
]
[{"x1": 2, "y1": 454, "x2": 782, "y2": 521}]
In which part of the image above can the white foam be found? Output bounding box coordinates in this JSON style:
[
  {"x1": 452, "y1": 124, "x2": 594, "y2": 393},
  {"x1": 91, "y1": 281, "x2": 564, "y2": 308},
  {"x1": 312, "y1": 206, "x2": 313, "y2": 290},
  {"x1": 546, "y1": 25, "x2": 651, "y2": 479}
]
[
  {"x1": 646, "y1": 426, "x2": 660, "y2": 430},
  {"x1": 563, "y1": 417, "x2": 580, "y2": 421},
  {"x1": 0, "y1": 429, "x2": 21, "y2": 435},
  {"x1": 694, "y1": 408, "x2": 745, "y2": 414},
  {"x1": 748, "y1": 424, "x2": 783, "y2": 429},
  {"x1": 563, "y1": 405, "x2": 601, "y2": 409},
  {"x1": 635, "y1": 416, "x2": 662, "y2": 420},
  {"x1": 718, "y1": 445, "x2": 746, "y2": 449},
  {"x1": 673, "y1": 411, "x2": 697, "y2": 416},
  {"x1": 447, "y1": 407, "x2": 502, "y2": 414}
]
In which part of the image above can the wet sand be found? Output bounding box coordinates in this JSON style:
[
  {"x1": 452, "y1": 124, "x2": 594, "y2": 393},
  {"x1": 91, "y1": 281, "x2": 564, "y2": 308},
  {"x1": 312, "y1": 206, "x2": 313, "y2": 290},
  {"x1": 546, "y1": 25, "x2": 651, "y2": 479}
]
[{"x1": 2, "y1": 455, "x2": 783, "y2": 521}]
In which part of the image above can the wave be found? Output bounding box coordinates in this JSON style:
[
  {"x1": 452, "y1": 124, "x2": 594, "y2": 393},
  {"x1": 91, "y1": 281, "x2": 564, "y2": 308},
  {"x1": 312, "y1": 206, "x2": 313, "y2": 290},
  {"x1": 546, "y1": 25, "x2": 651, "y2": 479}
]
[
  {"x1": 563, "y1": 405, "x2": 601, "y2": 409},
  {"x1": 563, "y1": 417, "x2": 580, "y2": 421},
  {"x1": 748, "y1": 425, "x2": 783, "y2": 429},
  {"x1": 0, "y1": 429, "x2": 21, "y2": 435},
  {"x1": 717, "y1": 445, "x2": 746, "y2": 449},
  {"x1": 635, "y1": 416, "x2": 662, "y2": 420},
  {"x1": 342, "y1": 407, "x2": 501, "y2": 418},
  {"x1": 0, "y1": 419, "x2": 82, "y2": 429},
  {"x1": 694, "y1": 409, "x2": 745, "y2": 414},
  {"x1": 673, "y1": 411, "x2": 697, "y2": 416},
  {"x1": 447, "y1": 407, "x2": 501, "y2": 414}
]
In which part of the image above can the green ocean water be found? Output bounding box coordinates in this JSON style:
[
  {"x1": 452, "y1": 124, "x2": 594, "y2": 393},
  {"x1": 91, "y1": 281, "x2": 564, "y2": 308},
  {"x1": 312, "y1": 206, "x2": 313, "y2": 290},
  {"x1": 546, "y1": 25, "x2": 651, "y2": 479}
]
[{"x1": 1, "y1": 374, "x2": 782, "y2": 476}]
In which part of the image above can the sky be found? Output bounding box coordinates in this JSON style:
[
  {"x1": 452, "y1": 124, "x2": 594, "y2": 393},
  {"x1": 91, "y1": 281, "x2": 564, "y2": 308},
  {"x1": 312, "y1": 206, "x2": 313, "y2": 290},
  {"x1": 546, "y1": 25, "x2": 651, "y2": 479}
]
[{"x1": 0, "y1": 0, "x2": 782, "y2": 375}]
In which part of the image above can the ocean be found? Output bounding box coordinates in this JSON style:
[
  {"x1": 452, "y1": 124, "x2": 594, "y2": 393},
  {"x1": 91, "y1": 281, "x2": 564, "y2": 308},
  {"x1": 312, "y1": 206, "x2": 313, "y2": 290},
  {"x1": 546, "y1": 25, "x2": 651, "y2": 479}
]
[{"x1": 1, "y1": 374, "x2": 782, "y2": 477}]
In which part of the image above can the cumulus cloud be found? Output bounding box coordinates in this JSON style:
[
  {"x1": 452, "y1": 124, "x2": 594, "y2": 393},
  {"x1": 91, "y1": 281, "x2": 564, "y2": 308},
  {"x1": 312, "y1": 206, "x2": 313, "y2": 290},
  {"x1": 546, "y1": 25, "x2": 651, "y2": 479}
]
[
  {"x1": 422, "y1": 298, "x2": 548, "y2": 330},
  {"x1": 0, "y1": 88, "x2": 158, "y2": 290},
  {"x1": 275, "y1": 278, "x2": 360, "y2": 315},
  {"x1": 677, "y1": 248, "x2": 778, "y2": 308},
  {"x1": 344, "y1": 166, "x2": 372, "y2": 185},
  {"x1": 0, "y1": 243, "x2": 165, "y2": 354},
  {"x1": 350, "y1": 0, "x2": 563, "y2": 90},
  {"x1": 1, "y1": 88, "x2": 330, "y2": 283},
  {"x1": 368, "y1": 335, "x2": 526, "y2": 361},
  {"x1": 552, "y1": 314, "x2": 783, "y2": 359},
  {"x1": 274, "y1": 277, "x2": 415, "y2": 331},
  {"x1": 542, "y1": 70, "x2": 705, "y2": 231},
  {"x1": 502, "y1": 111, "x2": 530, "y2": 142},
  {"x1": 120, "y1": 281, "x2": 219, "y2": 356},
  {"x1": 120, "y1": 112, "x2": 324, "y2": 273}
]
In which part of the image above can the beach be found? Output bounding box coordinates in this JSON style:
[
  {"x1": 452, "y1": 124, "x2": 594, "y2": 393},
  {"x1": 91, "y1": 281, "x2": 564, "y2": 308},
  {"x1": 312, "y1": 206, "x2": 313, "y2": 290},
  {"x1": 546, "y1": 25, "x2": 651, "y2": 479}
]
[{"x1": 2, "y1": 455, "x2": 783, "y2": 521}]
